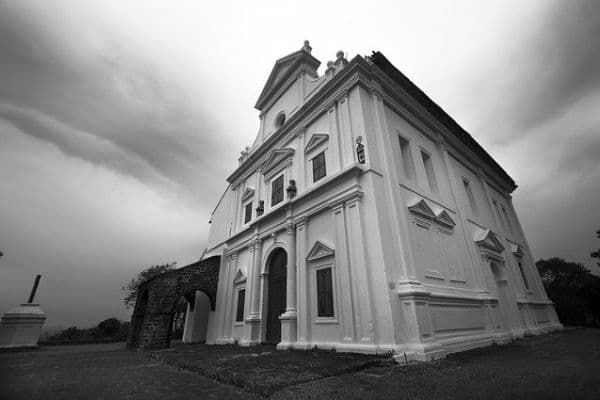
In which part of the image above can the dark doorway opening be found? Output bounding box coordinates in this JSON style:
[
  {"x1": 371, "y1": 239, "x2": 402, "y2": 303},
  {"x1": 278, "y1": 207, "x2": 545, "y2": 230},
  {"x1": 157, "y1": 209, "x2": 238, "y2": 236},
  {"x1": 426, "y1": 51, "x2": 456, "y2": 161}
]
[
  {"x1": 170, "y1": 295, "x2": 190, "y2": 343},
  {"x1": 266, "y1": 248, "x2": 287, "y2": 344}
]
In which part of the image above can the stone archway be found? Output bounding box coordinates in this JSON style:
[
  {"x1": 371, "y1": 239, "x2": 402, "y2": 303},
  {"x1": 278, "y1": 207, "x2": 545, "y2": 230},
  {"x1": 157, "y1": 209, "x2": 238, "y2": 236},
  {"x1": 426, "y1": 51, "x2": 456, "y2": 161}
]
[
  {"x1": 265, "y1": 248, "x2": 287, "y2": 344},
  {"x1": 126, "y1": 255, "x2": 220, "y2": 349},
  {"x1": 182, "y1": 290, "x2": 211, "y2": 343}
]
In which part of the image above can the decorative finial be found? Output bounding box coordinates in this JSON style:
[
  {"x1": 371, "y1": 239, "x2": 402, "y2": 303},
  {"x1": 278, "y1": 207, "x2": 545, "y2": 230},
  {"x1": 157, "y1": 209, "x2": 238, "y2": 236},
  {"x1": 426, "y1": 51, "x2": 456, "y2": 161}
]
[
  {"x1": 336, "y1": 50, "x2": 344, "y2": 59},
  {"x1": 327, "y1": 60, "x2": 334, "y2": 68},
  {"x1": 302, "y1": 40, "x2": 312, "y2": 54}
]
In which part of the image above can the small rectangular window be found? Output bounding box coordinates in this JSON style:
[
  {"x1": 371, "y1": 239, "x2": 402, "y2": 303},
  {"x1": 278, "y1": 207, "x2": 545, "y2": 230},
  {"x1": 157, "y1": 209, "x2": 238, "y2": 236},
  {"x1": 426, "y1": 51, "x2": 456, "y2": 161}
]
[
  {"x1": 312, "y1": 151, "x2": 327, "y2": 182},
  {"x1": 463, "y1": 178, "x2": 478, "y2": 216},
  {"x1": 398, "y1": 136, "x2": 415, "y2": 181},
  {"x1": 244, "y1": 202, "x2": 252, "y2": 224},
  {"x1": 316, "y1": 268, "x2": 334, "y2": 317},
  {"x1": 235, "y1": 289, "x2": 245, "y2": 322},
  {"x1": 421, "y1": 150, "x2": 438, "y2": 193},
  {"x1": 271, "y1": 175, "x2": 284, "y2": 206},
  {"x1": 518, "y1": 261, "x2": 530, "y2": 290},
  {"x1": 493, "y1": 199, "x2": 505, "y2": 230},
  {"x1": 502, "y1": 207, "x2": 514, "y2": 233}
]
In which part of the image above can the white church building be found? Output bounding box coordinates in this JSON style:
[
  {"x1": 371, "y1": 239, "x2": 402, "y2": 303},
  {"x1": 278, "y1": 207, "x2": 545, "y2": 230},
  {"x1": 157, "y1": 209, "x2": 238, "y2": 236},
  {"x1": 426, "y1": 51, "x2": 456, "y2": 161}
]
[{"x1": 199, "y1": 42, "x2": 562, "y2": 361}]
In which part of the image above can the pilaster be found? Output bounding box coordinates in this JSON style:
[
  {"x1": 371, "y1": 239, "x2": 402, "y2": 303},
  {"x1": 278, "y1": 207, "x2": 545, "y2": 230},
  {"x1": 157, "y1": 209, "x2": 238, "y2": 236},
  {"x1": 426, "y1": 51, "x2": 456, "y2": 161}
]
[
  {"x1": 327, "y1": 102, "x2": 342, "y2": 171},
  {"x1": 332, "y1": 202, "x2": 355, "y2": 343},
  {"x1": 246, "y1": 236, "x2": 263, "y2": 345},
  {"x1": 279, "y1": 220, "x2": 298, "y2": 349},
  {"x1": 338, "y1": 91, "x2": 355, "y2": 167},
  {"x1": 345, "y1": 196, "x2": 375, "y2": 346}
]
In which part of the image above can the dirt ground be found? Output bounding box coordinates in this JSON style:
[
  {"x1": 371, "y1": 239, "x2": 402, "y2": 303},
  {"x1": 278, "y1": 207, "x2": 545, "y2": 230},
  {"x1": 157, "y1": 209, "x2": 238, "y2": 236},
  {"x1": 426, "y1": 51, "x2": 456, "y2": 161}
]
[{"x1": 1, "y1": 328, "x2": 599, "y2": 399}]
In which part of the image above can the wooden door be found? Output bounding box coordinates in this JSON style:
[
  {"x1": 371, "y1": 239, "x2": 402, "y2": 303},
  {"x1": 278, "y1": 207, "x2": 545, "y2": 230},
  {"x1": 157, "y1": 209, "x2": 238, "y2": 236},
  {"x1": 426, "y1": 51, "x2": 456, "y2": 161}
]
[{"x1": 266, "y1": 249, "x2": 287, "y2": 344}]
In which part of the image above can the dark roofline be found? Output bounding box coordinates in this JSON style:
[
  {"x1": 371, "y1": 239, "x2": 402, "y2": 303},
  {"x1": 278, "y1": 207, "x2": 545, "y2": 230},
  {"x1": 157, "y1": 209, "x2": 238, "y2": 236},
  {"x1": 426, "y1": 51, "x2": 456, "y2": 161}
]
[{"x1": 370, "y1": 51, "x2": 516, "y2": 190}]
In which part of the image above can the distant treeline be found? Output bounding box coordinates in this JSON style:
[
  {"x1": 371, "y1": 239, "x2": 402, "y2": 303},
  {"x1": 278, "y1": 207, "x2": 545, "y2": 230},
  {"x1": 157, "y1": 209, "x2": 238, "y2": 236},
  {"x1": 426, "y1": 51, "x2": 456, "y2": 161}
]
[
  {"x1": 40, "y1": 318, "x2": 130, "y2": 345},
  {"x1": 537, "y1": 258, "x2": 600, "y2": 328}
]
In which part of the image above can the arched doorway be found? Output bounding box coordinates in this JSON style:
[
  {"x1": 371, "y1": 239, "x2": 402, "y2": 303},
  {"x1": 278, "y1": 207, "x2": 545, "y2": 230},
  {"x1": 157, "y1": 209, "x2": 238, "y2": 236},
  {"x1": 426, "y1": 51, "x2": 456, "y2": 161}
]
[
  {"x1": 266, "y1": 248, "x2": 287, "y2": 344},
  {"x1": 170, "y1": 295, "x2": 190, "y2": 343}
]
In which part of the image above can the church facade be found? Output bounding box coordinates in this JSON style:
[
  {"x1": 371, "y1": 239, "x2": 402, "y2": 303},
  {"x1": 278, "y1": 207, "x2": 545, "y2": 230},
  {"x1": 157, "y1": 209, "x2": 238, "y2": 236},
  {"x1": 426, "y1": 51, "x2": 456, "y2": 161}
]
[{"x1": 198, "y1": 42, "x2": 562, "y2": 361}]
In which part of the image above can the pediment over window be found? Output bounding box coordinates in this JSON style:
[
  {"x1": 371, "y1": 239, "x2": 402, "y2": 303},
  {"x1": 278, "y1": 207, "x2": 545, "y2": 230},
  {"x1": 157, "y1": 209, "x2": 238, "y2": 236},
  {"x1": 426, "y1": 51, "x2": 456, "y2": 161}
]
[
  {"x1": 233, "y1": 268, "x2": 247, "y2": 285},
  {"x1": 304, "y1": 134, "x2": 329, "y2": 154},
  {"x1": 260, "y1": 148, "x2": 295, "y2": 176},
  {"x1": 306, "y1": 240, "x2": 335, "y2": 262},
  {"x1": 434, "y1": 209, "x2": 456, "y2": 228},
  {"x1": 511, "y1": 243, "x2": 525, "y2": 258},
  {"x1": 474, "y1": 229, "x2": 504, "y2": 253},
  {"x1": 241, "y1": 187, "x2": 255, "y2": 202},
  {"x1": 407, "y1": 198, "x2": 436, "y2": 219}
]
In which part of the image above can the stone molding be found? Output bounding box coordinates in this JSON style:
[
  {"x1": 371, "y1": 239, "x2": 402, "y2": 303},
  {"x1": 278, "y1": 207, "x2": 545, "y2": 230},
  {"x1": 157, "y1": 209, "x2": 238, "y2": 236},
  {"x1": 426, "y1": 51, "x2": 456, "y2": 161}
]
[{"x1": 306, "y1": 240, "x2": 335, "y2": 262}]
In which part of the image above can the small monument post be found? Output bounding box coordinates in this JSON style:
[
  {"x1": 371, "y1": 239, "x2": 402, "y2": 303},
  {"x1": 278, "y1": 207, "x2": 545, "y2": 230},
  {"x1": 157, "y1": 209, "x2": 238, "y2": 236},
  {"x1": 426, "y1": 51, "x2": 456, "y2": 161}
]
[{"x1": 0, "y1": 274, "x2": 48, "y2": 349}]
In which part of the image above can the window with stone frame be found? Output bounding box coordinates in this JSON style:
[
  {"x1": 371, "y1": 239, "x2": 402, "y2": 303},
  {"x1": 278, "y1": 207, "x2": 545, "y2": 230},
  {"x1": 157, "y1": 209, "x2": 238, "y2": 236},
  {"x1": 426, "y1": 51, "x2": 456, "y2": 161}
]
[
  {"x1": 244, "y1": 202, "x2": 252, "y2": 224},
  {"x1": 463, "y1": 178, "x2": 478, "y2": 216},
  {"x1": 502, "y1": 206, "x2": 514, "y2": 233},
  {"x1": 517, "y1": 260, "x2": 530, "y2": 290},
  {"x1": 312, "y1": 151, "x2": 327, "y2": 182},
  {"x1": 421, "y1": 149, "x2": 439, "y2": 194},
  {"x1": 398, "y1": 135, "x2": 415, "y2": 181},
  {"x1": 316, "y1": 267, "x2": 334, "y2": 317},
  {"x1": 235, "y1": 289, "x2": 245, "y2": 322},
  {"x1": 271, "y1": 174, "x2": 284, "y2": 206}
]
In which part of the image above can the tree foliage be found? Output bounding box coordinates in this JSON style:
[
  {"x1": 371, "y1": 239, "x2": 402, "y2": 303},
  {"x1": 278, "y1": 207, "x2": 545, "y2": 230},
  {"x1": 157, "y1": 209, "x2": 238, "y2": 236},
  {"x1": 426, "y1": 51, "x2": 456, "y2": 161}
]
[
  {"x1": 122, "y1": 262, "x2": 176, "y2": 309},
  {"x1": 591, "y1": 229, "x2": 600, "y2": 267},
  {"x1": 536, "y1": 257, "x2": 600, "y2": 327},
  {"x1": 44, "y1": 318, "x2": 130, "y2": 344}
]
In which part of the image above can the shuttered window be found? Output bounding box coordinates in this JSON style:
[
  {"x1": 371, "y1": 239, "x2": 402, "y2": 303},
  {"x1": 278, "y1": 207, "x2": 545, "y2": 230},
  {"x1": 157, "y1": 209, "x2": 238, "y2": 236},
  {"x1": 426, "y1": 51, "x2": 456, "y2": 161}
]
[
  {"x1": 244, "y1": 202, "x2": 252, "y2": 224},
  {"x1": 235, "y1": 289, "x2": 245, "y2": 322},
  {"x1": 271, "y1": 175, "x2": 284, "y2": 206},
  {"x1": 316, "y1": 268, "x2": 334, "y2": 317},
  {"x1": 312, "y1": 151, "x2": 326, "y2": 182}
]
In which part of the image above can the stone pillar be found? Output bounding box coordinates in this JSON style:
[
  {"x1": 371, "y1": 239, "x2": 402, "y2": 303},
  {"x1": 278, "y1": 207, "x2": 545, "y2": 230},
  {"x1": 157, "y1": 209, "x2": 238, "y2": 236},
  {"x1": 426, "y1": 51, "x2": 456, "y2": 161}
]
[
  {"x1": 279, "y1": 220, "x2": 298, "y2": 349},
  {"x1": 246, "y1": 237, "x2": 262, "y2": 344}
]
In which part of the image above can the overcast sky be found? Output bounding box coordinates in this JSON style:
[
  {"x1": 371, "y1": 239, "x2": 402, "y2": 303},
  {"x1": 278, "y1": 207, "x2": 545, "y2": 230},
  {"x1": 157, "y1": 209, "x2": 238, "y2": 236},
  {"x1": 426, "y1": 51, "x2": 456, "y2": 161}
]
[{"x1": 1, "y1": 0, "x2": 599, "y2": 328}]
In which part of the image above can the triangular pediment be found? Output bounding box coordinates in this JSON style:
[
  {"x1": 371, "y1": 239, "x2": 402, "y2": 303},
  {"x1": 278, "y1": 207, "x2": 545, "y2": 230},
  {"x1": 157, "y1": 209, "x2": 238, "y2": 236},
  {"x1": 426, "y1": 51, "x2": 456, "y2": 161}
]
[
  {"x1": 233, "y1": 268, "x2": 247, "y2": 285},
  {"x1": 407, "y1": 198, "x2": 436, "y2": 219},
  {"x1": 474, "y1": 229, "x2": 504, "y2": 253},
  {"x1": 434, "y1": 209, "x2": 456, "y2": 228},
  {"x1": 255, "y1": 44, "x2": 321, "y2": 110},
  {"x1": 511, "y1": 243, "x2": 525, "y2": 258},
  {"x1": 241, "y1": 187, "x2": 255, "y2": 202},
  {"x1": 260, "y1": 148, "x2": 295, "y2": 175},
  {"x1": 306, "y1": 240, "x2": 335, "y2": 262},
  {"x1": 304, "y1": 134, "x2": 329, "y2": 154}
]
